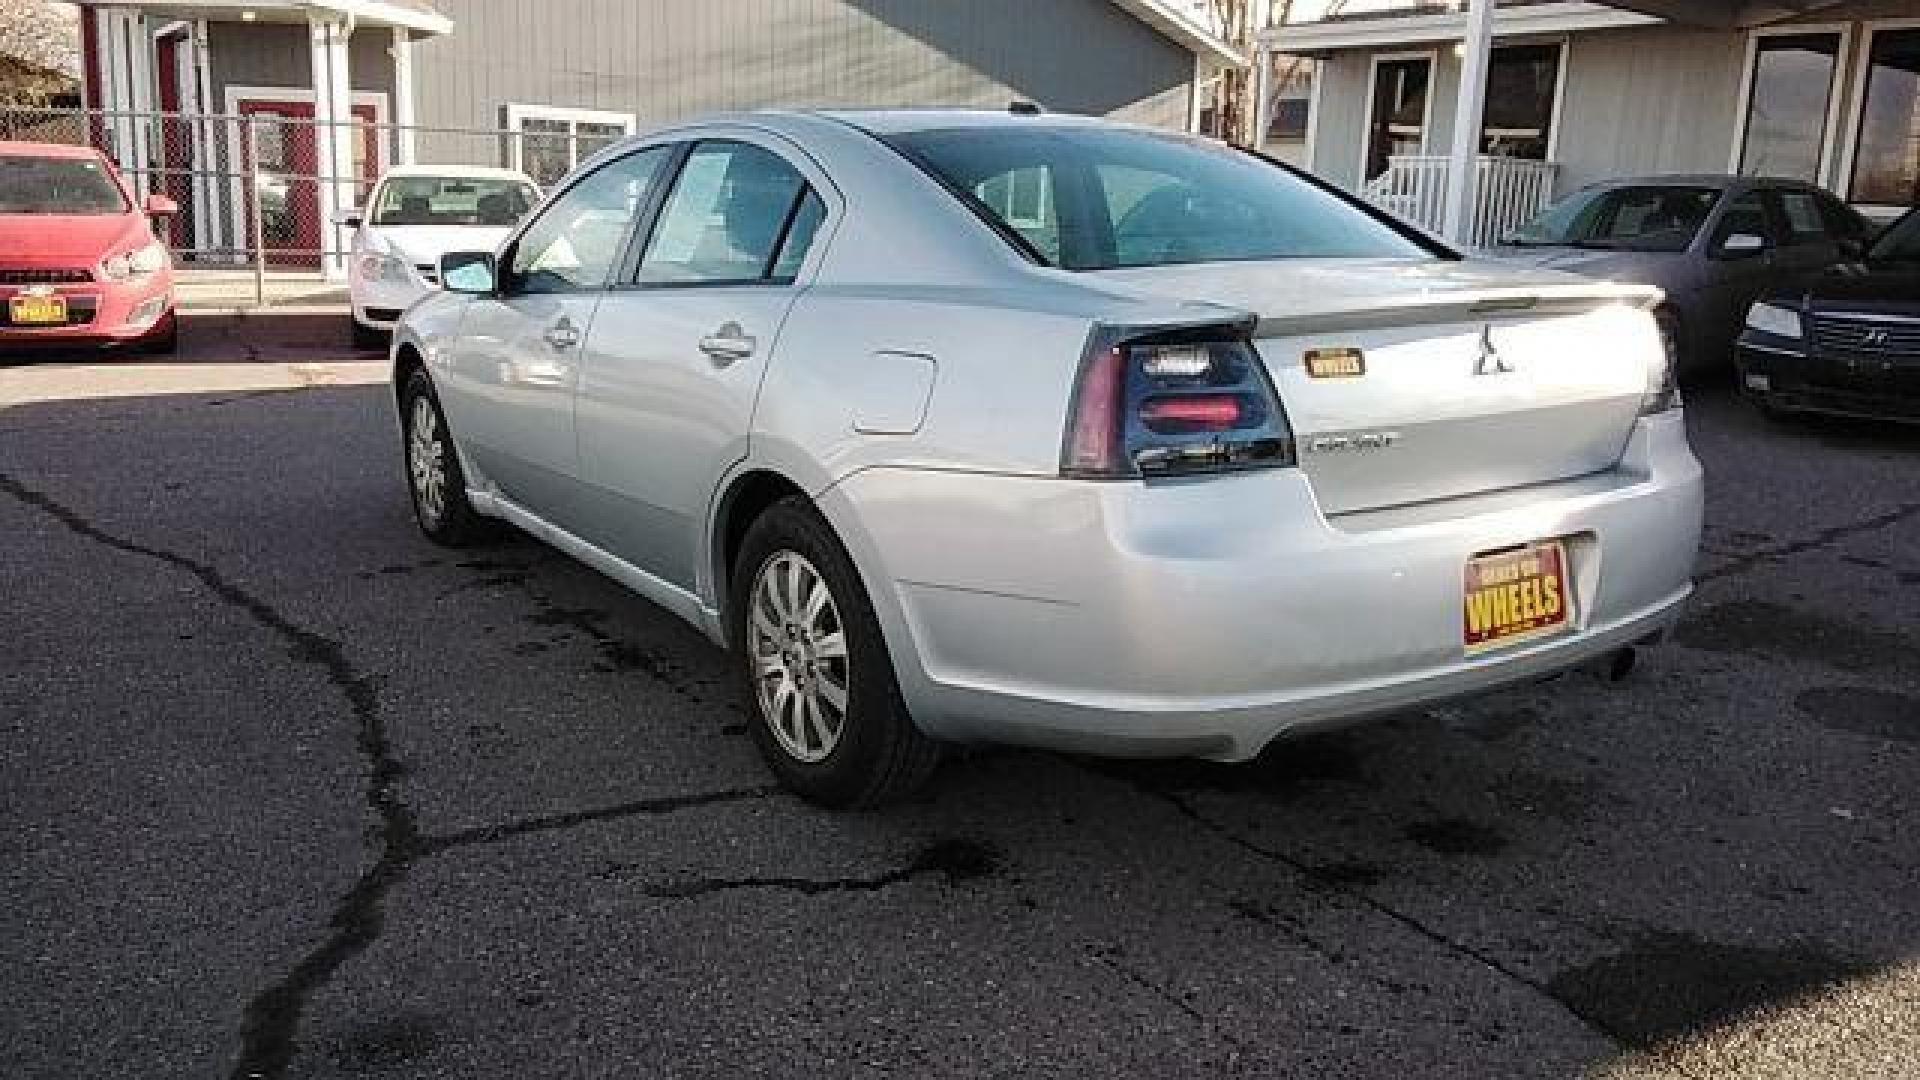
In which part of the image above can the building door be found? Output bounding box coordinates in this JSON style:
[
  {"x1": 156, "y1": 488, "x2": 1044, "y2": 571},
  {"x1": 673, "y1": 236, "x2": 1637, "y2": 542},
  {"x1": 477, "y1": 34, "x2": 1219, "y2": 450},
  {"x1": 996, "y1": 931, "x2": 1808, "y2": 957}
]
[
  {"x1": 1365, "y1": 56, "x2": 1432, "y2": 182},
  {"x1": 235, "y1": 97, "x2": 381, "y2": 267}
]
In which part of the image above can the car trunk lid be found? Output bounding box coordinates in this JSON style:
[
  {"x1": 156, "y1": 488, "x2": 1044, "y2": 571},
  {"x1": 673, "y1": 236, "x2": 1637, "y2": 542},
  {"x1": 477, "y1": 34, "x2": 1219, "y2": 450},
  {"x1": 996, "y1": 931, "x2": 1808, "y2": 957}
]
[{"x1": 1088, "y1": 259, "x2": 1661, "y2": 516}]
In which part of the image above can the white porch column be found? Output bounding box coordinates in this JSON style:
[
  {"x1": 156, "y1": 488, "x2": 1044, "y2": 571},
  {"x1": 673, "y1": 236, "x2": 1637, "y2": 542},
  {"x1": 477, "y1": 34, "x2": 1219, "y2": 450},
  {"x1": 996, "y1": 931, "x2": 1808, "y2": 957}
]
[
  {"x1": 391, "y1": 27, "x2": 417, "y2": 165},
  {"x1": 96, "y1": 7, "x2": 154, "y2": 197},
  {"x1": 1441, "y1": 0, "x2": 1495, "y2": 245},
  {"x1": 309, "y1": 14, "x2": 356, "y2": 279},
  {"x1": 1252, "y1": 45, "x2": 1273, "y2": 153}
]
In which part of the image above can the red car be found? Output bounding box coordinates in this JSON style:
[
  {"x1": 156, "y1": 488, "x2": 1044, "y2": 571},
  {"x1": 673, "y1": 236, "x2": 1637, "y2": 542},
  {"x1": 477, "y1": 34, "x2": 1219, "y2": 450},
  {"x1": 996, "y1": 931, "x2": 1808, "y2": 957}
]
[{"x1": 1, "y1": 141, "x2": 178, "y2": 353}]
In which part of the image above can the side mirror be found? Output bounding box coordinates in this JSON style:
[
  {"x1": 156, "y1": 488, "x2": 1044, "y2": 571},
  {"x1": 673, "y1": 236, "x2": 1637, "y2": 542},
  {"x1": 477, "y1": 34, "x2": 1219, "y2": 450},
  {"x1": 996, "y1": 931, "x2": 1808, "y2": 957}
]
[
  {"x1": 1718, "y1": 233, "x2": 1767, "y2": 259},
  {"x1": 440, "y1": 251, "x2": 497, "y2": 295},
  {"x1": 333, "y1": 206, "x2": 364, "y2": 230},
  {"x1": 144, "y1": 193, "x2": 179, "y2": 217}
]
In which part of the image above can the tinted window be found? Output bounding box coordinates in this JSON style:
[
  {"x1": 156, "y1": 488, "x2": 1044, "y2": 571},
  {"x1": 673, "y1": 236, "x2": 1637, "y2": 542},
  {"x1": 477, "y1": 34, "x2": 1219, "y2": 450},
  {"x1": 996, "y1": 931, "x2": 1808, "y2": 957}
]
[
  {"x1": 1869, "y1": 211, "x2": 1920, "y2": 264},
  {"x1": 1770, "y1": 189, "x2": 1832, "y2": 246},
  {"x1": 0, "y1": 155, "x2": 127, "y2": 214},
  {"x1": 889, "y1": 126, "x2": 1432, "y2": 271},
  {"x1": 639, "y1": 141, "x2": 815, "y2": 286},
  {"x1": 1510, "y1": 185, "x2": 1720, "y2": 252},
  {"x1": 508, "y1": 147, "x2": 667, "y2": 293},
  {"x1": 1712, "y1": 192, "x2": 1775, "y2": 249},
  {"x1": 1814, "y1": 191, "x2": 1869, "y2": 246},
  {"x1": 373, "y1": 176, "x2": 538, "y2": 227}
]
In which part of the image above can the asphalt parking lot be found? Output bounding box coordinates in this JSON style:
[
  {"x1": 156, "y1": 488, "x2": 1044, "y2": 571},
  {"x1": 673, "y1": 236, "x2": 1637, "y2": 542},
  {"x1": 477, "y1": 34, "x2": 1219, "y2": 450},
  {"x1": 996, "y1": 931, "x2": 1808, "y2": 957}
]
[{"x1": 4, "y1": 327, "x2": 1917, "y2": 1079}]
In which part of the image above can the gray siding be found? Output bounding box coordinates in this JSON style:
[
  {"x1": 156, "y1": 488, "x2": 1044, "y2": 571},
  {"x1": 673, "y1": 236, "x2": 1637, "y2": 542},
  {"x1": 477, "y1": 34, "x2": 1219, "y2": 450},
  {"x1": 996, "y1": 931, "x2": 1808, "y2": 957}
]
[
  {"x1": 1302, "y1": 0, "x2": 1913, "y2": 201},
  {"x1": 409, "y1": 0, "x2": 1194, "y2": 133},
  {"x1": 207, "y1": 22, "x2": 396, "y2": 112}
]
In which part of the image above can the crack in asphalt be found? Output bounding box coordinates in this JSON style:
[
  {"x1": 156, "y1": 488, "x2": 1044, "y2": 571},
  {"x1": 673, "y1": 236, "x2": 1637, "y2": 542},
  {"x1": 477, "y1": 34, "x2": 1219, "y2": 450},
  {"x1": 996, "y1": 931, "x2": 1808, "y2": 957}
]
[
  {"x1": 1700, "y1": 501, "x2": 1920, "y2": 583},
  {"x1": 1089, "y1": 948, "x2": 1254, "y2": 1060},
  {"x1": 0, "y1": 474, "x2": 778, "y2": 1078},
  {"x1": 0, "y1": 473, "x2": 412, "y2": 1080},
  {"x1": 419, "y1": 785, "x2": 778, "y2": 854},
  {"x1": 629, "y1": 836, "x2": 1003, "y2": 900},
  {"x1": 1097, "y1": 766, "x2": 1631, "y2": 1053}
]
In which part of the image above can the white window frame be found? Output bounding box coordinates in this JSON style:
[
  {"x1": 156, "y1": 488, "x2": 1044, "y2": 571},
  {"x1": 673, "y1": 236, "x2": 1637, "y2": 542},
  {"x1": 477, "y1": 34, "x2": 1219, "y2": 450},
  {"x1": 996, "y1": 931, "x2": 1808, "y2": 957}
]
[
  {"x1": 505, "y1": 102, "x2": 638, "y2": 178},
  {"x1": 1360, "y1": 50, "x2": 1439, "y2": 181},
  {"x1": 1728, "y1": 22, "x2": 1854, "y2": 189},
  {"x1": 1836, "y1": 16, "x2": 1920, "y2": 212}
]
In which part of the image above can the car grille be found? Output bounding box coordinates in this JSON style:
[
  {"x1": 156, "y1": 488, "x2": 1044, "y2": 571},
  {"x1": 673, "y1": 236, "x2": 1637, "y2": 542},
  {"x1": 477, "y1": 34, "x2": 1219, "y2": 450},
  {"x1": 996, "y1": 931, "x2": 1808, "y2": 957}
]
[
  {"x1": 0, "y1": 267, "x2": 94, "y2": 285},
  {"x1": 1810, "y1": 314, "x2": 1920, "y2": 358}
]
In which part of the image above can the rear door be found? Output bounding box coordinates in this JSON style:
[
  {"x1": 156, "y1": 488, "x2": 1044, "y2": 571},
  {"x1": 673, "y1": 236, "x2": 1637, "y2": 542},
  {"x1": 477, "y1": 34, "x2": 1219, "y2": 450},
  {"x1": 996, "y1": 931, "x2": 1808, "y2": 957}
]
[
  {"x1": 573, "y1": 136, "x2": 833, "y2": 589},
  {"x1": 435, "y1": 146, "x2": 672, "y2": 523}
]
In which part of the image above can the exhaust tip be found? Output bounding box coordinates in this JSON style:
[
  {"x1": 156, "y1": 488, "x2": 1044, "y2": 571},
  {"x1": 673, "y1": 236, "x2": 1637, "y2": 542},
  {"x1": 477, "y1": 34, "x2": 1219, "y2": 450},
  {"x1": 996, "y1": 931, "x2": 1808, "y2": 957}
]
[{"x1": 1608, "y1": 647, "x2": 1638, "y2": 682}]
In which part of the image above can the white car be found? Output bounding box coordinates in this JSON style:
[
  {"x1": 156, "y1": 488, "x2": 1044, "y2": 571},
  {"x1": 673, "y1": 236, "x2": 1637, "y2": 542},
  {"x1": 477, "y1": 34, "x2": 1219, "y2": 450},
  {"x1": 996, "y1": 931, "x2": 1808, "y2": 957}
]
[{"x1": 341, "y1": 165, "x2": 539, "y2": 347}]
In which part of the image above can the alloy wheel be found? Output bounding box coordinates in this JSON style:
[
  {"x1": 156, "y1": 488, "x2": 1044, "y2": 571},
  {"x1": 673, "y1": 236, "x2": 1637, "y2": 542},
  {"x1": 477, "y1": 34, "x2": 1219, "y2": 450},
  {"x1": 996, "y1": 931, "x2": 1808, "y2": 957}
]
[
  {"x1": 408, "y1": 395, "x2": 448, "y2": 524},
  {"x1": 748, "y1": 550, "x2": 850, "y2": 763}
]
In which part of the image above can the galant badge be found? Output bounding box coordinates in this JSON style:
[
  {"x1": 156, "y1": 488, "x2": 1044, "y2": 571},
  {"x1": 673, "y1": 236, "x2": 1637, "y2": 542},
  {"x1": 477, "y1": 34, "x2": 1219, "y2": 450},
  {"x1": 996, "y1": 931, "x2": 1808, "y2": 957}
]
[{"x1": 1474, "y1": 324, "x2": 1515, "y2": 376}]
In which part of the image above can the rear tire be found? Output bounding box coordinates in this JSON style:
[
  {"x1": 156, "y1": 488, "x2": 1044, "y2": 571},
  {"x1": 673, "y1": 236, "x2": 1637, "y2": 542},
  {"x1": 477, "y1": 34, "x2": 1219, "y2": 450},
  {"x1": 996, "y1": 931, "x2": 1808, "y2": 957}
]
[
  {"x1": 400, "y1": 368, "x2": 492, "y2": 547},
  {"x1": 729, "y1": 497, "x2": 941, "y2": 809}
]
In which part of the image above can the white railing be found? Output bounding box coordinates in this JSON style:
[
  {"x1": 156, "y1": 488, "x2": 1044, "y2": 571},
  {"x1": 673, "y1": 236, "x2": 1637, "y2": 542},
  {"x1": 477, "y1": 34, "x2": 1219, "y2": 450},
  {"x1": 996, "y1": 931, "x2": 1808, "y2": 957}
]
[{"x1": 1360, "y1": 155, "x2": 1559, "y2": 249}]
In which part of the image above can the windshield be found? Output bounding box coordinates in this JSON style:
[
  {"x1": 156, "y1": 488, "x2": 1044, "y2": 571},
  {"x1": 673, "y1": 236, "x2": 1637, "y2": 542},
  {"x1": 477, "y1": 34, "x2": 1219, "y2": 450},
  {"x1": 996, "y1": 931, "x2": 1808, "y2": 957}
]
[
  {"x1": 372, "y1": 176, "x2": 538, "y2": 227},
  {"x1": 885, "y1": 126, "x2": 1435, "y2": 271},
  {"x1": 0, "y1": 154, "x2": 128, "y2": 214},
  {"x1": 1868, "y1": 210, "x2": 1920, "y2": 264},
  {"x1": 1509, "y1": 185, "x2": 1721, "y2": 252}
]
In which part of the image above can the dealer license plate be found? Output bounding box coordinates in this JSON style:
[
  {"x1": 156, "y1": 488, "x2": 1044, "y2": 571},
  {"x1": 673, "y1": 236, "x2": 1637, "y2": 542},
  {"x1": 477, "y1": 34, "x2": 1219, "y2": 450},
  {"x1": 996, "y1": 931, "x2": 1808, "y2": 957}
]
[
  {"x1": 1463, "y1": 540, "x2": 1573, "y2": 654},
  {"x1": 9, "y1": 294, "x2": 68, "y2": 325}
]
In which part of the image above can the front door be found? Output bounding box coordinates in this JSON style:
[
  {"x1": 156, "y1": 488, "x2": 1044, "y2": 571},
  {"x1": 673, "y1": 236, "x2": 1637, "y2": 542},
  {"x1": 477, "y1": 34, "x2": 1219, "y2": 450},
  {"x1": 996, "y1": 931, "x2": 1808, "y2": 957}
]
[
  {"x1": 575, "y1": 138, "x2": 831, "y2": 591},
  {"x1": 234, "y1": 97, "x2": 380, "y2": 267},
  {"x1": 434, "y1": 145, "x2": 674, "y2": 526}
]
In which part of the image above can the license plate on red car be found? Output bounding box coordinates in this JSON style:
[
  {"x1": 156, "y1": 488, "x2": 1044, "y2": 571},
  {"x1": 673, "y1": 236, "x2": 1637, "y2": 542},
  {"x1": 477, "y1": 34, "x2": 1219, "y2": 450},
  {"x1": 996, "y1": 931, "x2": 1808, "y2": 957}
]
[
  {"x1": 1464, "y1": 540, "x2": 1572, "y2": 654},
  {"x1": 9, "y1": 294, "x2": 68, "y2": 325}
]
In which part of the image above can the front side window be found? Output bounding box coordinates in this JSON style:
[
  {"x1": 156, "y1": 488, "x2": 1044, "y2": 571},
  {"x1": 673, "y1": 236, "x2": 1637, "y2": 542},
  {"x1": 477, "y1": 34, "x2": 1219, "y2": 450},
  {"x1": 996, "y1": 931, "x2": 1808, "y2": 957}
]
[
  {"x1": 1738, "y1": 33, "x2": 1843, "y2": 183},
  {"x1": 1509, "y1": 185, "x2": 1721, "y2": 252},
  {"x1": 0, "y1": 155, "x2": 127, "y2": 214},
  {"x1": 373, "y1": 176, "x2": 539, "y2": 227},
  {"x1": 1850, "y1": 27, "x2": 1920, "y2": 205},
  {"x1": 638, "y1": 141, "x2": 821, "y2": 286},
  {"x1": 1869, "y1": 210, "x2": 1920, "y2": 264},
  {"x1": 1711, "y1": 191, "x2": 1776, "y2": 250},
  {"x1": 508, "y1": 147, "x2": 668, "y2": 293},
  {"x1": 889, "y1": 126, "x2": 1433, "y2": 272}
]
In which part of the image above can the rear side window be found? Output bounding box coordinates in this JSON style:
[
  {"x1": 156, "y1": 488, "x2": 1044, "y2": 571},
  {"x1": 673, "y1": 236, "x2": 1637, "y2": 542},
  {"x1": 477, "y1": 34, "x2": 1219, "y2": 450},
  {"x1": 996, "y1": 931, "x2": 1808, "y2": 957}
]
[
  {"x1": 886, "y1": 126, "x2": 1433, "y2": 271},
  {"x1": 638, "y1": 141, "x2": 823, "y2": 286}
]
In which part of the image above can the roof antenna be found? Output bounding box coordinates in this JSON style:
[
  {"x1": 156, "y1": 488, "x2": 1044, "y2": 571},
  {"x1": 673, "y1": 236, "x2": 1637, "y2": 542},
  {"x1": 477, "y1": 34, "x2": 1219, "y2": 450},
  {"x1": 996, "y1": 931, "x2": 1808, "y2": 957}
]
[{"x1": 1008, "y1": 100, "x2": 1043, "y2": 116}]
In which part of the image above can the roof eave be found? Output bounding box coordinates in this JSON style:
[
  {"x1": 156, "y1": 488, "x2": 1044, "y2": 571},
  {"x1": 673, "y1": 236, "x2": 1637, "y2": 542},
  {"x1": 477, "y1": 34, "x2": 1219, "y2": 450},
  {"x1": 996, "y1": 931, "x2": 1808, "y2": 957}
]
[
  {"x1": 1260, "y1": 1, "x2": 1661, "y2": 53},
  {"x1": 1111, "y1": 0, "x2": 1247, "y2": 68}
]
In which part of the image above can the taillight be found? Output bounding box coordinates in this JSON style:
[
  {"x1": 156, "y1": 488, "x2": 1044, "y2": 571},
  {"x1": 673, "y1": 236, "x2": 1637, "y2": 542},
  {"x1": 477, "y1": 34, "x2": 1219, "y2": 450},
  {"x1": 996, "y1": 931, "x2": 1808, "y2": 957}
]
[{"x1": 1062, "y1": 323, "x2": 1295, "y2": 479}]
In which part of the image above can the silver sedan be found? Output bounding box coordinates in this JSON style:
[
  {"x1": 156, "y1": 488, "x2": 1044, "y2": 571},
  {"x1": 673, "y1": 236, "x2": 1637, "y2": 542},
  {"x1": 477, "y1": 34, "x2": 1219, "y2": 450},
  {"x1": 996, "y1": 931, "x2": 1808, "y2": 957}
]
[{"x1": 391, "y1": 110, "x2": 1704, "y2": 808}]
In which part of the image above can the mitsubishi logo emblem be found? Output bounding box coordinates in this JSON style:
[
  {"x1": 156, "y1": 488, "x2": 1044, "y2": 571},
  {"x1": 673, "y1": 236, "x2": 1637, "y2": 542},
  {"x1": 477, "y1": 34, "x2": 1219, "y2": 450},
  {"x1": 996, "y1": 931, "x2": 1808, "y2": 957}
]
[{"x1": 1474, "y1": 325, "x2": 1514, "y2": 375}]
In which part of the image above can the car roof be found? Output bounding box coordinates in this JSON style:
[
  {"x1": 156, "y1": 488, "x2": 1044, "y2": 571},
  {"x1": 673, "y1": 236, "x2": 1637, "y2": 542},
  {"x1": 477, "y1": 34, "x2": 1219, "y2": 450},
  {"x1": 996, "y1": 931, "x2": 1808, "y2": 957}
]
[
  {"x1": 0, "y1": 140, "x2": 110, "y2": 161},
  {"x1": 377, "y1": 164, "x2": 536, "y2": 182},
  {"x1": 808, "y1": 108, "x2": 1131, "y2": 135},
  {"x1": 1585, "y1": 173, "x2": 1820, "y2": 192}
]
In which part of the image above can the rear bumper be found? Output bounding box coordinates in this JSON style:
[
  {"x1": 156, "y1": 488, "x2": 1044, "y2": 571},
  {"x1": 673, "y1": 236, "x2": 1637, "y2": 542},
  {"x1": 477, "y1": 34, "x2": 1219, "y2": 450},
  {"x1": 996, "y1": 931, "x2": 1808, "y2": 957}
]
[
  {"x1": 1736, "y1": 338, "x2": 1920, "y2": 423},
  {"x1": 822, "y1": 410, "x2": 1703, "y2": 759}
]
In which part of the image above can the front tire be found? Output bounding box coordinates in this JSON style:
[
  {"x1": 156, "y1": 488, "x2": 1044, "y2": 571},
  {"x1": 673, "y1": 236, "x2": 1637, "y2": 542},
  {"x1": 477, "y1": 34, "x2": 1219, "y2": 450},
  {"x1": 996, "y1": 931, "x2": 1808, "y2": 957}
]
[
  {"x1": 400, "y1": 368, "x2": 491, "y2": 547},
  {"x1": 730, "y1": 497, "x2": 941, "y2": 809}
]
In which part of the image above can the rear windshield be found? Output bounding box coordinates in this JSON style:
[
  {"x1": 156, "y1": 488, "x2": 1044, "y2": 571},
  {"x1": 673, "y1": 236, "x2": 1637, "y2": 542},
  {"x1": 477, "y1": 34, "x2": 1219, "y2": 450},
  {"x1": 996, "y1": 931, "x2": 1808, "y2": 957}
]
[
  {"x1": 373, "y1": 176, "x2": 539, "y2": 227},
  {"x1": 1509, "y1": 185, "x2": 1721, "y2": 253},
  {"x1": 0, "y1": 155, "x2": 127, "y2": 215},
  {"x1": 884, "y1": 126, "x2": 1434, "y2": 271}
]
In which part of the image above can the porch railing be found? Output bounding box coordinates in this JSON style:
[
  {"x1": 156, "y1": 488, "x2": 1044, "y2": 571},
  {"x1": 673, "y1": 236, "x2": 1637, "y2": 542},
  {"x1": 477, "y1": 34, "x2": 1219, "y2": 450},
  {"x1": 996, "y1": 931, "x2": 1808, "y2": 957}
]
[{"x1": 1360, "y1": 155, "x2": 1559, "y2": 249}]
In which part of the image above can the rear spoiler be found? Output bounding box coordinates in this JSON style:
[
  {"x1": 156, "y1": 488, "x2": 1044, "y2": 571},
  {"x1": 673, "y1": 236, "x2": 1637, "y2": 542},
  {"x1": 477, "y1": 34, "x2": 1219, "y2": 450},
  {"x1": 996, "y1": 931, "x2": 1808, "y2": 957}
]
[{"x1": 1254, "y1": 282, "x2": 1664, "y2": 339}]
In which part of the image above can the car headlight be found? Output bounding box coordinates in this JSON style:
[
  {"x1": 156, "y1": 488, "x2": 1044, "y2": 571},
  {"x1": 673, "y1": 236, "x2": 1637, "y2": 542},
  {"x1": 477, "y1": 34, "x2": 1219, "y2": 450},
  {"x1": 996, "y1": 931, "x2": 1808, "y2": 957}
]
[
  {"x1": 358, "y1": 253, "x2": 414, "y2": 284},
  {"x1": 102, "y1": 239, "x2": 169, "y2": 281},
  {"x1": 1746, "y1": 302, "x2": 1803, "y2": 340}
]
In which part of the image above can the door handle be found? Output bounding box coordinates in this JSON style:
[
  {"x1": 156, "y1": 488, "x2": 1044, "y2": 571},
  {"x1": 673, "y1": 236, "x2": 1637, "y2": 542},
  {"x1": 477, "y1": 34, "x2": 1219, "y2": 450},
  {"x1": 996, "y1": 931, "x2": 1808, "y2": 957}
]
[
  {"x1": 543, "y1": 319, "x2": 580, "y2": 350},
  {"x1": 699, "y1": 322, "x2": 756, "y2": 365}
]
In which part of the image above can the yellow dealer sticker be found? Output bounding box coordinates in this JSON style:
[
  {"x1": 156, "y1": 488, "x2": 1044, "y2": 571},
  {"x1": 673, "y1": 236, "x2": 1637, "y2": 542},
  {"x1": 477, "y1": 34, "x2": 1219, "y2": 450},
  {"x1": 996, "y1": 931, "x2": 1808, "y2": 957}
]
[
  {"x1": 1305, "y1": 347, "x2": 1365, "y2": 379},
  {"x1": 1464, "y1": 540, "x2": 1572, "y2": 654}
]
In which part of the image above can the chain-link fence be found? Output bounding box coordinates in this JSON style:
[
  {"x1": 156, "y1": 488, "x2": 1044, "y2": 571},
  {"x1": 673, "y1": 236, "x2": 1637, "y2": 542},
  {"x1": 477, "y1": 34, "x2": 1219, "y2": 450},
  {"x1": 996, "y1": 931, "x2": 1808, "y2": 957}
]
[{"x1": 1, "y1": 106, "x2": 604, "y2": 304}]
